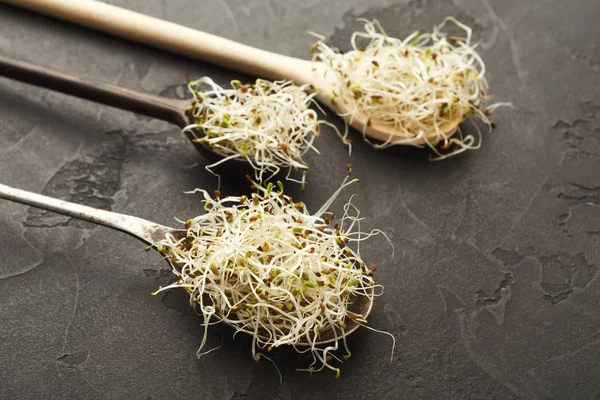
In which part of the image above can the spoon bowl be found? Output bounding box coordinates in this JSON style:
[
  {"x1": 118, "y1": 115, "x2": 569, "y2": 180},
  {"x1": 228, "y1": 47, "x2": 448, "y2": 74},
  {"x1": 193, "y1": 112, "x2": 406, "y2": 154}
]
[
  {"x1": 305, "y1": 61, "x2": 463, "y2": 144},
  {"x1": 0, "y1": 182, "x2": 374, "y2": 347}
]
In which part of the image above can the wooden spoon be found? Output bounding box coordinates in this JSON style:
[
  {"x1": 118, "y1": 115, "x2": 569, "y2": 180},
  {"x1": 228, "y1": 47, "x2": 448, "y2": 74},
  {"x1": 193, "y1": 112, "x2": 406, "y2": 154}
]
[
  {"x1": 0, "y1": 182, "x2": 374, "y2": 345},
  {"x1": 1, "y1": 0, "x2": 462, "y2": 144},
  {"x1": 0, "y1": 54, "x2": 241, "y2": 164}
]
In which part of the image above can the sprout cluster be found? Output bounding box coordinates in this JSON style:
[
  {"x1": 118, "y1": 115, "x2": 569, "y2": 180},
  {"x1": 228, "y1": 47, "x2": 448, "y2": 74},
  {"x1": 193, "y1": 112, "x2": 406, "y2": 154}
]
[
  {"x1": 185, "y1": 77, "x2": 344, "y2": 187},
  {"x1": 154, "y1": 175, "x2": 392, "y2": 377},
  {"x1": 311, "y1": 17, "x2": 511, "y2": 159}
]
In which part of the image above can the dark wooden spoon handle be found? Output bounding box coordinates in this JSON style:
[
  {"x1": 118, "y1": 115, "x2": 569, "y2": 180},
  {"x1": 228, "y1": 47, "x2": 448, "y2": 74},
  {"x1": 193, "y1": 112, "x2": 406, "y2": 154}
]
[{"x1": 0, "y1": 54, "x2": 189, "y2": 128}]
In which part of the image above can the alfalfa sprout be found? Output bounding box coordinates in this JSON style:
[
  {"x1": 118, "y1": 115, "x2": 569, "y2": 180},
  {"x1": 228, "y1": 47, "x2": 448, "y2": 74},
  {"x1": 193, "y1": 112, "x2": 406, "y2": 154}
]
[
  {"x1": 185, "y1": 77, "x2": 347, "y2": 187},
  {"x1": 153, "y1": 171, "x2": 394, "y2": 378},
  {"x1": 311, "y1": 17, "x2": 511, "y2": 159}
]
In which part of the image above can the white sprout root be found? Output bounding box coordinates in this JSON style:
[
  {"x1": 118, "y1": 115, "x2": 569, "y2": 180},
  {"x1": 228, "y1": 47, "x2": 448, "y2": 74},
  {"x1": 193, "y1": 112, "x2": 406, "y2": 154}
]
[
  {"x1": 153, "y1": 172, "x2": 394, "y2": 378},
  {"x1": 311, "y1": 17, "x2": 512, "y2": 159},
  {"x1": 184, "y1": 77, "x2": 347, "y2": 188}
]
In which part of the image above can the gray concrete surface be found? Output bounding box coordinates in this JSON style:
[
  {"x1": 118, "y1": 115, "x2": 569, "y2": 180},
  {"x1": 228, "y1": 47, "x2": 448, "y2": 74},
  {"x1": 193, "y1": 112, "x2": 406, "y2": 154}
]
[{"x1": 0, "y1": 0, "x2": 599, "y2": 399}]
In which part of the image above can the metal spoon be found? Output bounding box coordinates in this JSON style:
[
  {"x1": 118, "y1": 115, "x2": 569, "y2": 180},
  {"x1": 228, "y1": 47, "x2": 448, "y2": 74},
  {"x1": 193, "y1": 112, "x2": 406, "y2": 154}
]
[
  {"x1": 1, "y1": 0, "x2": 463, "y2": 145},
  {"x1": 0, "y1": 54, "x2": 237, "y2": 164},
  {"x1": 0, "y1": 182, "x2": 373, "y2": 345}
]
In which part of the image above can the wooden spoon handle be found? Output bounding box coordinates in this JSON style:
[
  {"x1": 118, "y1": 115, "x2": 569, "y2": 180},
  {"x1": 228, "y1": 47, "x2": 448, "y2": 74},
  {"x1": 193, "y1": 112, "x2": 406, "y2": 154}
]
[
  {"x1": 2, "y1": 0, "x2": 308, "y2": 82},
  {"x1": 0, "y1": 54, "x2": 188, "y2": 128}
]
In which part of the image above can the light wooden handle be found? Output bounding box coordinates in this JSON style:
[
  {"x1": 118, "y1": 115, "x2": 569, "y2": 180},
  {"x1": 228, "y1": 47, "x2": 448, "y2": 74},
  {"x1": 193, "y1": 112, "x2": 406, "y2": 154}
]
[{"x1": 2, "y1": 0, "x2": 309, "y2": 82}]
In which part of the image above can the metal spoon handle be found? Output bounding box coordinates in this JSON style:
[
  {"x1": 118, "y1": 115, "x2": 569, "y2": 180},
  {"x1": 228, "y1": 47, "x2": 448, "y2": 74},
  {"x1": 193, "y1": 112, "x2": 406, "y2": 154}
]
[
  {"x1": 0, "y1": 54, "x2": 188, "y2": 128},
  {"x1": 0, "y1": 0, "x2": 309, "y2": 83},
  {"x1": 0, "y1": 183, "x2": 172, "y2": 245}
]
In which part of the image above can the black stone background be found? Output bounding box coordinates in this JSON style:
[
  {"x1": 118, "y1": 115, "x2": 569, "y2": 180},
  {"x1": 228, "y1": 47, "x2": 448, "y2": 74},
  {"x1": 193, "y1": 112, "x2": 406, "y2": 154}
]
[{"x1": 0, "y1": 0, "x2": 599, "y2": 399}]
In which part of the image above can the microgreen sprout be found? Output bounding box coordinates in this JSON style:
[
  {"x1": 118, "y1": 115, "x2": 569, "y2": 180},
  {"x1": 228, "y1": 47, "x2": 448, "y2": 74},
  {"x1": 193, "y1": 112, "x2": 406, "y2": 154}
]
[
  {"x1": 311, "y1": 17, "x2": 511, "y2": 159},
  {"x1": 154, "y1": 172, "x2": 394, "y2": 377},
  {"x1": 185, "y1": 77, "x2": 347, "y2": 188}
]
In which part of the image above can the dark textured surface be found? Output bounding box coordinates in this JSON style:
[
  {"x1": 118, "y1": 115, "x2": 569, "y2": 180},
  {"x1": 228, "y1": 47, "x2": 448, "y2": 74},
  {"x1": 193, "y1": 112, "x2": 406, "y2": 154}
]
[{"x1": 0, "y1": 0, "x2": 599, "y2": 399}]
